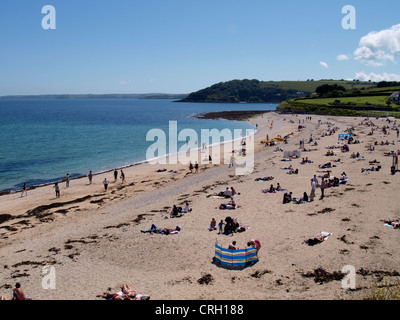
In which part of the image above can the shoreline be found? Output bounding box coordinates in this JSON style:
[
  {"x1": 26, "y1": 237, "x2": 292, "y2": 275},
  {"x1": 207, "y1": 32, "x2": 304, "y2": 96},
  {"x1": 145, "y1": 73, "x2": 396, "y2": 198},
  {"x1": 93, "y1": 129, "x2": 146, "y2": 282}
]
[
  {"x1": 1, "y1": 111, "x2": 399, "y2": 300},
  {"x1": 0, "y1": 109, "x2": 263, "y2": 197}
]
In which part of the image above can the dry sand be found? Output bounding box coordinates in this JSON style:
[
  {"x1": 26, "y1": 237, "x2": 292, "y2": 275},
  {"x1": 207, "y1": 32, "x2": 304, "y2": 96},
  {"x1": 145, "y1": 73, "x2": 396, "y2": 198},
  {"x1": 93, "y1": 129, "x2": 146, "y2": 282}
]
[{"x1": 0, "y1": 111, "x2": 399, "y2": 300}]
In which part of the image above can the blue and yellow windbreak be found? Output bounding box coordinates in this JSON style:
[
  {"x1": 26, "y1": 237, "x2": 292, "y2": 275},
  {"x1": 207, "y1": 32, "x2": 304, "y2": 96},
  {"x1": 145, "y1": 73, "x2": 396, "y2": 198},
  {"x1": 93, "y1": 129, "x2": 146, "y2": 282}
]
[{"x1": 214, "y1": 241, "x2": 258, "y2": 267}]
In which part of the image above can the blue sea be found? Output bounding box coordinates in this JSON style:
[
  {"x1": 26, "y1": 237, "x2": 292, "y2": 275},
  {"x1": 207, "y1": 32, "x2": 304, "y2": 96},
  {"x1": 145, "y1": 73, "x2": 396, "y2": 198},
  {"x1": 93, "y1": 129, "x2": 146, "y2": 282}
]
[{"x1": 0, "y1": 99, "x2": 277, "y2": 193}]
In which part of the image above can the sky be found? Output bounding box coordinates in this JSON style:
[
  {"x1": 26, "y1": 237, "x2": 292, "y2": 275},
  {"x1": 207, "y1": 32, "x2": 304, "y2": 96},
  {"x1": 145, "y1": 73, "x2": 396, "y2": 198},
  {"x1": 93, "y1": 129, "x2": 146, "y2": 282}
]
[{"x1": 0, "y1": 0, "x2": 399, "y2": 95}]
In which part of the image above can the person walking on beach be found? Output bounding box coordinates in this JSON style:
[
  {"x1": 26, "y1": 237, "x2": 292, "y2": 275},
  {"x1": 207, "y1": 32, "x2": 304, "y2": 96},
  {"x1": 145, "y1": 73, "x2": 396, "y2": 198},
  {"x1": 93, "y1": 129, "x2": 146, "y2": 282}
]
[
  {"x1": 194, "y1": 161, "x2": 199, "y2": 173},
  {"x1": 120, "y1": 170, "x2": 126, "y2": 183},
  {"x1": 65, "y1": 173, "x2": 70, "y2": 188},
  {"x1": 229, "y1": 155, "x2": 234, "y2": 168},
  {"x1": 54, "y1": 183, "x2": 60, "y2": 198},
  {"x1": 103, "y1": 178, "x2": 109, "y2": 191},
  {"x1": 310, "y1": 178, "x2": 316, "y2": 201},
  {"x1": 21, "y1": 182, "x2": 28, "y2": 197},
  {"x1": 88, "y1": 171, "x2": 93, "y2": 185},
  {"x1": 320, "y1": 178, "x2": 326, "y2": 200},
  {"x1": 114, "y1": 169, "x2": 118, "y2": 182},
  {"x1": 189, "y1": 161, "x2": 193, "y2": 173}
]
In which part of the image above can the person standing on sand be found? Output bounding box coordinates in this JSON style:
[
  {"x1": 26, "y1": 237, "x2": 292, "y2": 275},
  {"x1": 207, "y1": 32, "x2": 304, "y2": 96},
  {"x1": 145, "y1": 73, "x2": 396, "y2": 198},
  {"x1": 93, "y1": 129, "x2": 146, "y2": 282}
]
[
  {"x1": 320, "y1": 178, "x2": 326, "y2": 200},
  {"x1": 103, "y1": 178, "x2": 109, "y2": 191},
  {"x1": 229, "y1": 155, "x2": 234, "y2": 168},
  {"x1": 310, "y1": 178, "x2": 316, "y2": 201},
  {"x1": 114, "y1": 169, "x2": 118, "y2": 182},
  {"x1": 21, "y1": 182, "x2": 27, "y2": 197},
  {"x1": 88, "y1": 170, "x2": 93, "y2": 184},
  {"x1": 120, "y1": 170, "x2": 126, "y2": 183},
  {"x1": 65, "y1": 173, "x2": 69, "y2": 188},
  {"x1": 189, "y1": 161, "x2": 193, "y2": 173},
  {"x1": 218, "y1": 220, "x2": 224, "y2": 234},
  {"x1": 54, "y1": 183, "x2": 60, "y2": 198}
]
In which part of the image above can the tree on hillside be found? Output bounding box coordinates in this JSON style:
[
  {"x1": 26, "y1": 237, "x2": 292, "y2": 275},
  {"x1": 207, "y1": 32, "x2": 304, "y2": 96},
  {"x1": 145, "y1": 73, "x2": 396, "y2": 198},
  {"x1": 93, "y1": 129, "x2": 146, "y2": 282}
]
[{"x1": 315, "y1": 84, "x2": 346, "y2": 97}]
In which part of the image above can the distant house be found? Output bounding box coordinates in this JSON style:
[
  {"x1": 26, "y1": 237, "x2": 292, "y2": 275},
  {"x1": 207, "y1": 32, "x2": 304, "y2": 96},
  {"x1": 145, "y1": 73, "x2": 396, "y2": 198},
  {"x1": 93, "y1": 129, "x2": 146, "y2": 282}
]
[{"x1": 390, "y1": 92, "x2": 400, "y2": 104}]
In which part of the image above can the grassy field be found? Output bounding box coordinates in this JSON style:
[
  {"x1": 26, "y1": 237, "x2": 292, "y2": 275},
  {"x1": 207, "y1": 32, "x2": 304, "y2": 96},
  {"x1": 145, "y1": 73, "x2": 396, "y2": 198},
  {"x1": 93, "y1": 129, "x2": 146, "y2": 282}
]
[
  {"x1": 261, "y1": 80, "x2": 375, "y2": 93},
  {"x1": 295, "y1": 95, "x2": 388, "y2": 106},
  {"x1": 277, "y1": 84, "x2": 400, "y2": 118},
  {"x1": 290, "y1": 85, "x2": 400, "y2": 107}
]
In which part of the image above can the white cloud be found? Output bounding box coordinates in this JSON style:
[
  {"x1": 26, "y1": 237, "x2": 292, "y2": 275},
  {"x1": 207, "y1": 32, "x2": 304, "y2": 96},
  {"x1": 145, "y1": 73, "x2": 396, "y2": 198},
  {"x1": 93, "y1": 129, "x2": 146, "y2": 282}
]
[
  {"x1": 355, "y1": 72, "x2": 400, "y2": 82},
  {"x1": 320, "y1": 61, "x2": 329, "y2": 68},
  {"x1": 337, "y1": 54, "x2": 350, "y2": 61},
  {"x1": 354, "y1": 23, "x2": 400, "y2": 66},
  {"x1": 120, "y1": 80, "x2": 130, "y2": 85}
]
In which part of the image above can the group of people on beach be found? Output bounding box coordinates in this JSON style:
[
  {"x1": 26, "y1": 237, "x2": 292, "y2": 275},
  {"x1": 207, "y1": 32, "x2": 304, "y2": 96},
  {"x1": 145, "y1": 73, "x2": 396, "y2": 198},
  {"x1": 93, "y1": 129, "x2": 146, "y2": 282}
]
[
  {"x1": 226, "y1": 239, "x2": 261, "y2": 252},
  {"x1": 209, "y1": 216, "x2": 247, "y2": 235},
  {"x1": 10, "y1": 113, "x2": 400, "y2": 300},
  {"x1": 50, "y1": 169, "x2": 128, "y2": 197},
  {"x1": 18, "y1": 168, "x2": 129, "y2": 199},
  {"x1": 170, "y1": 203, "x2": 192, "y2": 218}
]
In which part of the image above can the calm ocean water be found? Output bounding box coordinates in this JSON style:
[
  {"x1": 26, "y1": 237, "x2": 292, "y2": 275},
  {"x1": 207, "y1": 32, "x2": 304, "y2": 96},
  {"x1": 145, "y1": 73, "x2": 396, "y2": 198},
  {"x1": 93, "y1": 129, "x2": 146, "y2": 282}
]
[{"x1": 0, "y1": 99, "x2": 277, "y2": 193}]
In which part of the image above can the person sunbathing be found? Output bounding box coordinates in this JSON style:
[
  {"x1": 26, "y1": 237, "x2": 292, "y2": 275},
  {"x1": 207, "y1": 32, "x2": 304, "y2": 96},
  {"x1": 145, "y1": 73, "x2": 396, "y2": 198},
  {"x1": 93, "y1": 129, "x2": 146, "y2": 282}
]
[
  {"x1": 361, "y1": 166, "x2": 381, "y2": 173},
  {"x1": 121, "y1": 284, "x2": 136, "y2": 298},
  {"x1": 207, "y1": 188, "x2": 233, "y2": 198},
  {"x1": 383, "y1": 219, "x2": 400, "y2": 229},
  {"x1": 319, "y1": 162, "x2": 332, "y2": 169},
  {"x1": 304, "y1": 232, "x2": 330, "y2": 246},
  {"x1": 287, "y1": 168, "x2": 298, "y2": 174},
  {"x1": 181, "y1": 202, "x2": 192, "y2": 213},
  {"x1": 219, "y1": 198, "x2": 237, "y2": 210},
  {"x1": 223, "y1": 187, "x2": 232, "y2": 197},
  {"x1": 282, "y1": 192, "x2": 292, "y2": 204},
  {"x1": 97, "y1": 291, "x2": 127, "y2": 300},
  {"x1": 293, "y1": 192, "x2": 308, "y2": 204},
  {"x1": 141, "y1": 224, "x2": 158, "y2": 233},
  {"x1": 162, "y1": 226, "x2": 181, "y2": 235},
  {"x1": 141, "y1": 225, "x2": 181, "y2": 234},
  {"x1": 276, "y1": 183, "x2": 284, "y2": 191},
  {"x1": 97, "y1": 284, "x2": 148, "y2": 300},
  {"x1": 170, "y1": 205, "x2": 185, "y2": 218},
  {"x1": 255, "y1": 176, "x2": 274, "y2": 181}
]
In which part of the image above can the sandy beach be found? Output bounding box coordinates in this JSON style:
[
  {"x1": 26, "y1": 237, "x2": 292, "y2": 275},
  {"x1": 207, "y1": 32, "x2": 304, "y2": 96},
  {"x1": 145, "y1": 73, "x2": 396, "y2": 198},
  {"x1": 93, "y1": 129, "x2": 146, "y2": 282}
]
[{"x1": 1, "y1": 111, "x2": 399, "y2": 300}]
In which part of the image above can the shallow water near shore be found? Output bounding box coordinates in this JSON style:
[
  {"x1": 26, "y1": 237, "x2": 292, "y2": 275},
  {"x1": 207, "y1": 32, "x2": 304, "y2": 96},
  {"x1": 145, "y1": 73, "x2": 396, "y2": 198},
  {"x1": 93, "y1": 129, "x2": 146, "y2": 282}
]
[{"x1": 0, "y1": 99, "x2": 277, "y2": 193}]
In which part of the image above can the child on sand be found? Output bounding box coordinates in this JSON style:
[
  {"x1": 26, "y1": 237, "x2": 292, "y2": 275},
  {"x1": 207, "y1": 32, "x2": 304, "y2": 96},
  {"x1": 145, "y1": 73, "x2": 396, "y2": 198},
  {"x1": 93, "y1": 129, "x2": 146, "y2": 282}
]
[
  {"x1": 209, "y1": 218, "x2": 217, "y2": 231},
  {"x1": 218, "y1": 220, "x2": 224, "y2": 234}
]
